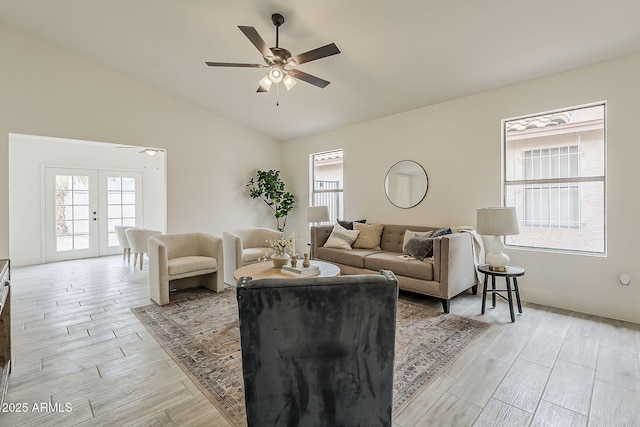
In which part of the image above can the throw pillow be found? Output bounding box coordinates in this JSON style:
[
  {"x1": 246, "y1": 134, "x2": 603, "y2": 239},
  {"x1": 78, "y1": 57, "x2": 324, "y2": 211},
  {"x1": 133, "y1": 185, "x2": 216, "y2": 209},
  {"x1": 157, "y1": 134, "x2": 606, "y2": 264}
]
[
  {"x1": 404, "y1": 236, "x2": 434, "y2": 261},
  {"x1": 323, "y1": 224, "x2": 360, "y2": 250},
  {"x1": 432, "y1": 228, "x2": 452, "y2": 238},
  {"x1": 402, "y1": 230, "x2": 434, "y2": 253},
  {"x1": 352, "y1": 223, "x2": 385, "y2": 250},
  {"x1": 337, "y1": 219, "x2": 367, "y2": 230}
]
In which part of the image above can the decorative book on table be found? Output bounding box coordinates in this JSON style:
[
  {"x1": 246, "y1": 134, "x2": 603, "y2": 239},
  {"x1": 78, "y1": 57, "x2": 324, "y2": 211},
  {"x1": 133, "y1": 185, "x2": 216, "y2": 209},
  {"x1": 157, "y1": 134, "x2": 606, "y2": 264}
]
[{"x1": 281, "y1": 264, "x2": 321, "y2": 277}]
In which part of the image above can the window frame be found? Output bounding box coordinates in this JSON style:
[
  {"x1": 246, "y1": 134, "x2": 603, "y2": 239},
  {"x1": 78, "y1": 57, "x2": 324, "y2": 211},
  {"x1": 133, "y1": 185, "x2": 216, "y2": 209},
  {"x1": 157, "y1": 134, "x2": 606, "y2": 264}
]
[{"x1": 502, "y1": 102, "x2": 607, "y2": 255}]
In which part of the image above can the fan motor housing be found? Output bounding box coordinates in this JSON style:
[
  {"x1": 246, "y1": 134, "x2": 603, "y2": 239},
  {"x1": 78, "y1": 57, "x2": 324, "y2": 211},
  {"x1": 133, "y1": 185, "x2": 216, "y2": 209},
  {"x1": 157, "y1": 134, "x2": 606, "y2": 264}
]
[
  {"x1": 271, "y1": 13, "x2": 285, "y2": 27},
  {"x1": 267, "y1": 47, "x2": 292, "y2": 65}
]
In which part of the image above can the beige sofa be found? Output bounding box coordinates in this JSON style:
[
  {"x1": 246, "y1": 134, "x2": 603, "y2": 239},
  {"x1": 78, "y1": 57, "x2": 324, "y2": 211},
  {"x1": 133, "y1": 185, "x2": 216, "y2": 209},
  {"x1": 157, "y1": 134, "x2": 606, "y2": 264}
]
[
  {"x1": 148, "y1": 233, "x2": 224, "y2": 306},
  {"x1": 311, "y1": 224, "x2": 477, "y2": 313}
]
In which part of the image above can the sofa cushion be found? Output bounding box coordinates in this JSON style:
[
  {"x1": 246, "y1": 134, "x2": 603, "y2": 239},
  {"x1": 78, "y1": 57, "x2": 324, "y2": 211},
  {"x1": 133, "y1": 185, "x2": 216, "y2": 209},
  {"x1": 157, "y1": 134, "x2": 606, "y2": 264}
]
[
  {"x1": 316, "y1": 247, "x2": 379, "y2": 269},
  {"x1": 324, "y1": 224, "x2": 360, "y2": 249},
  {"x1": 379, "y1": 225, "x2": 437, "y2": 253},
  {"x1": 353, "y1": 223, "x2": 384, "y2": 250},
  {"x1": 243, "y1": 248, "x2": 267, "y2": 263},
  {"x1": 404, "y1": 235, "x2": 434, "y2": 261},
  {"x1": 168, "y1": 256, "x2": 218, "y2": 276},
  {"x1": 364, "y1": 252, "x2": 433, "y2": 281},
  {"x1": 402, "y1": 230, "x2": 434, "y2": 253}
]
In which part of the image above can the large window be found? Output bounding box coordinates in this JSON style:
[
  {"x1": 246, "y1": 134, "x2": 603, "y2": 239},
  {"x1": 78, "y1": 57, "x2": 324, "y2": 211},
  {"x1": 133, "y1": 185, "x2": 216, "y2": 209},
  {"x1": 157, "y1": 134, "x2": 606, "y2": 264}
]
[
  {"x1": 310, "y1": 149, "x2": 343, "y2": 223},
  {"x1": 503, "y1": 103, "x2": 605, "y2": 254}
]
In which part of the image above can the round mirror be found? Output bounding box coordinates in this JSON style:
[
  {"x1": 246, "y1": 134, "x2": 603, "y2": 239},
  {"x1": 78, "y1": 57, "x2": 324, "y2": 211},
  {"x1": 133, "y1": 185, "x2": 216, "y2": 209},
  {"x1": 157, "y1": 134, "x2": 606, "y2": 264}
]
[{"x1": 384, "y1": 160, "x2": 428, "y2": 209}]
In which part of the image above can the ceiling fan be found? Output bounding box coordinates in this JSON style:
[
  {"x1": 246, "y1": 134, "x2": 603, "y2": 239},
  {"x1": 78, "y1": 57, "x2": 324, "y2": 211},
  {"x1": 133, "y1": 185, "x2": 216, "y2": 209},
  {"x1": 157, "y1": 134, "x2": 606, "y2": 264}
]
[
  {"x1": 205, "y1": 13, "x2": 341, "y2": 93},
  {"x1": 114, "y1": 146, "x2": 164, "y2": 156}
]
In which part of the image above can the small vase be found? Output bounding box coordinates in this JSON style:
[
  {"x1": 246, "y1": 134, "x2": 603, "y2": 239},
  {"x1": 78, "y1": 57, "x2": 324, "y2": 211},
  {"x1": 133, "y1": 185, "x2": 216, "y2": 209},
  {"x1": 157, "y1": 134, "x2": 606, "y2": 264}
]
[
  {"x1": 302, "y1": 253, "x2": 310, "y2": 268},
  {"x1": 271, "y1": 252, "x2": 290, "y2": 268},
  {"x1": 290, "y1": 254, "x2": 298, "y2": 268}
]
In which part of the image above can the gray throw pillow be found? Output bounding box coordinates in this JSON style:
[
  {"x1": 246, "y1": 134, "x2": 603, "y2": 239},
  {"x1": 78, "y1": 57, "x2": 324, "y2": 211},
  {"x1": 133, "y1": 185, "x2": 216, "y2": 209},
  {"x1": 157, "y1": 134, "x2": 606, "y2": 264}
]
[
  {"x1": 337, "y1": 219, "x2": 367, "y2": 230},
  {"x1": 404, "y1": 235, "x2": 434, "y2": 261}
]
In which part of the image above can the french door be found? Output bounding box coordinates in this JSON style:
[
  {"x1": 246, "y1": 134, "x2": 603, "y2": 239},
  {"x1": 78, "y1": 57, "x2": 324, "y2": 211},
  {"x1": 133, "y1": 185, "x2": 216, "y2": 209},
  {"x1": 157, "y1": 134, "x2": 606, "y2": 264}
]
[{"x1": 44, "y1": 168, "x2": 142, "y2": 262}]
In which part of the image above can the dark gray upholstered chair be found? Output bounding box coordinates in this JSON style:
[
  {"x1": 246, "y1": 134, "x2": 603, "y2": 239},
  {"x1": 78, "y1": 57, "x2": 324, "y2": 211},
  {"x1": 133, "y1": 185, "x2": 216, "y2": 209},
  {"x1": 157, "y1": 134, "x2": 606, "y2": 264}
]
[{"x1": 236, "y1": 271, "x2": 398, "y2": 427}]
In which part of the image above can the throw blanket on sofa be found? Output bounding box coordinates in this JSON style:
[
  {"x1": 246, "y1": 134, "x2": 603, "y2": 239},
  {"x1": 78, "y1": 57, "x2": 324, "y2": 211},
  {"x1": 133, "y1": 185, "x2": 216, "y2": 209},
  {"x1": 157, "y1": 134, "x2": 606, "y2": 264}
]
[{"x1": 453, "y1": 226, "x2": 484, "y2": 284}]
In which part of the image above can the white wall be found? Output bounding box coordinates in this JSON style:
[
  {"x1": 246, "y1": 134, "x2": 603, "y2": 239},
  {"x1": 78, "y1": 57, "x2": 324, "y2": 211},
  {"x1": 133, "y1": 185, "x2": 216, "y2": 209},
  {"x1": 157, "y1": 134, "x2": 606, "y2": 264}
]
[
  {"x1": 282, "y1": 53, "x2": 640, "y2": 324},
  {"x1": 8, "y1": 133, "x2": 166, "y2": 266},
  {"x1": 0, "y1": 24, "x2": 281, "y2": 260}
]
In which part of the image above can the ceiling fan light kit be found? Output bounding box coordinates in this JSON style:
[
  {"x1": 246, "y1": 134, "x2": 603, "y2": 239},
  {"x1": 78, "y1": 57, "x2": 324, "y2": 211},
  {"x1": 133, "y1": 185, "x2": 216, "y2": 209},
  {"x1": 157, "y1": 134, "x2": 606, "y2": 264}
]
[{"x1": 206, "y1": 12, "x2": 340, "y2": 98}]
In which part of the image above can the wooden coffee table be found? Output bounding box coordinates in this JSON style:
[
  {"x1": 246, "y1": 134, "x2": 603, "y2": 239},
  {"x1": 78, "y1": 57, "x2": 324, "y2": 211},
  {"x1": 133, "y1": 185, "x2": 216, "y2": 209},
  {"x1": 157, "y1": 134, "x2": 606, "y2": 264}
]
[{"x1": 234, "y1": 260, "x2": 340, "y2": 282}]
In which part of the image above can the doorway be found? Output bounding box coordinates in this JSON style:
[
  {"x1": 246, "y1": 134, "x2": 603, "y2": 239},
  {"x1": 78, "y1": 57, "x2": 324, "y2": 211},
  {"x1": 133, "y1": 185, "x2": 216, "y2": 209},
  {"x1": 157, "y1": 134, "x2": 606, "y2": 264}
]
[
  {"x1": 44, "y1": 168, "x2": 142, "y2": 262},
  {"x1": 8, "y1": 133, "x2": 166, "y2": 266}
]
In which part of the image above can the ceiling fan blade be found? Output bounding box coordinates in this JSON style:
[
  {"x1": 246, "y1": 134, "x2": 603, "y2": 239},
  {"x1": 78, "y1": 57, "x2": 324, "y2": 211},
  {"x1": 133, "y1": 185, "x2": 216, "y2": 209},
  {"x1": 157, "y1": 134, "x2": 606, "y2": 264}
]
[
  {"x1": 257, "y1": 85, "x2": 268, "y2": 93},
  {"x1": 205, "y1": 61, "x2": 266, "y2": 68},
  {"x1": 287, "y1": 69, "x2": 330, "y2": 89},
  {"x1": 238, "y1": 26, "x2": 274, "y2": 60},
  {"x1": 290, "y1": 43, "x2": 340, "y2": 65}
]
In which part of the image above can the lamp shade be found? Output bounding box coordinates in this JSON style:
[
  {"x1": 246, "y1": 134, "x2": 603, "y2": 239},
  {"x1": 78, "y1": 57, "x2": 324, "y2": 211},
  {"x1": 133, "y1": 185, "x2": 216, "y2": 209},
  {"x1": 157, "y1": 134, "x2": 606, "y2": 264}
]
[
  {"x1": 477, "y1": 207, "x2": 520, "y2": 236},
  {"x1": 307, "y1": 206, "x2": 330, "y2": 223}
]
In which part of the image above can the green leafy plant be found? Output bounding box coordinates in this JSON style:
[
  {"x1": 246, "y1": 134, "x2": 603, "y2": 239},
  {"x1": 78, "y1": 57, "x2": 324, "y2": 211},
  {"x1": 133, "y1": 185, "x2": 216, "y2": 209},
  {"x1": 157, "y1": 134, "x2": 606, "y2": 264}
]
[{"x1": 247, "y1": 169, "x2": 295, "y2": 232}]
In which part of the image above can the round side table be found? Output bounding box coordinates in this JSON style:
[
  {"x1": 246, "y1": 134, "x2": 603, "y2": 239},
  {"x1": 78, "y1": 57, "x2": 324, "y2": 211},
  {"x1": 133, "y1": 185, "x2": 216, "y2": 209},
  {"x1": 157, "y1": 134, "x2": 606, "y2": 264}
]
[{"x1": 477, "y1": 264, "x2": 525, "y2": 322}]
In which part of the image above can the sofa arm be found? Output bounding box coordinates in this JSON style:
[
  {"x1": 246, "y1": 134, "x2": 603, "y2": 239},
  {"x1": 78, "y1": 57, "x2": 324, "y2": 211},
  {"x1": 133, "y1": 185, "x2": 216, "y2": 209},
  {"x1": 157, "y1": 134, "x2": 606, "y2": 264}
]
[
  {"x1": 149, "y1": 237, "x2": 169, "y2": 305},
  {"x1": 433, "y1": 232, "x2": 476, "y2": 298},
  {"x1": 310, "y1": 225, "x2": 334, "y2": 259},
  {"x1": 223, "y1": 231, "x2": 242, "y2": 285},
  {"x1": 196, "y1": 234, "x2": 224, "y2": 292}
]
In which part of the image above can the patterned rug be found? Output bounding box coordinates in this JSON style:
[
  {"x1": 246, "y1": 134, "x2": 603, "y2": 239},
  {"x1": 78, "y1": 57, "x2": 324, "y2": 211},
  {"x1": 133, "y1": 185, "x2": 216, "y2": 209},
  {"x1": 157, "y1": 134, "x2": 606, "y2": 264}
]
[{"x1": 132, "y1": 288, "x2": 489, "y2": 426}]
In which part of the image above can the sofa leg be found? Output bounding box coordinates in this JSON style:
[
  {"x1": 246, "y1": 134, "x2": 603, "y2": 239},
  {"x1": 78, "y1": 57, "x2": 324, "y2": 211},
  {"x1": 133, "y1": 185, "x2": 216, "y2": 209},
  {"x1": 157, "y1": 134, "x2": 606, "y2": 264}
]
[
  {"x1": 471, "y1": 284, "x2": 478, "y2": 295},
  {"x1": 441, "y1": 299, "x2": 450, "y2": 313}
]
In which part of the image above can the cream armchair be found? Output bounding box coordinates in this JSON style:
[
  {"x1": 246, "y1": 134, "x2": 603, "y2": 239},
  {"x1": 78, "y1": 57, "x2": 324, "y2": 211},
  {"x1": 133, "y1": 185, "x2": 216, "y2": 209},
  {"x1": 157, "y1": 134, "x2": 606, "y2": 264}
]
[
  {"x1": 125, "y1": 228, "x2": 162, "y2": 269},
  {"x1": 114, "y1": 225, "x2": 135, "y2": 262},
  {"x1": 148, "y1": 233, "x2": 224, "y2": 306},
  {"x1": 223, "y1": 227, "x2": 283, "y2": 286}
]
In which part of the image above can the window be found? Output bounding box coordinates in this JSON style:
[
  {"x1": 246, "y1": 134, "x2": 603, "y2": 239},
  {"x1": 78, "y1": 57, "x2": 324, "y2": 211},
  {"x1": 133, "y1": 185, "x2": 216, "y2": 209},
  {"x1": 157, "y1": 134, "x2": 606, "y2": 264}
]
[
  {"x1": 503, "y1": 103, "x2": 605, "y2": 254},
  {"x1": 310, "y1": 149, "x2": 343, "y2": 223}
]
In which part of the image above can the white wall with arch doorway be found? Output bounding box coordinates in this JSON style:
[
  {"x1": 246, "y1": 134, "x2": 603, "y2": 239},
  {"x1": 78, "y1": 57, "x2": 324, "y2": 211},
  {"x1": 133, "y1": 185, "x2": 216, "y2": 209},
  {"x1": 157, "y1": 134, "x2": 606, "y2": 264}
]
[{"x1": 8, "y1": 133, "x2": 166, "y2": 266}]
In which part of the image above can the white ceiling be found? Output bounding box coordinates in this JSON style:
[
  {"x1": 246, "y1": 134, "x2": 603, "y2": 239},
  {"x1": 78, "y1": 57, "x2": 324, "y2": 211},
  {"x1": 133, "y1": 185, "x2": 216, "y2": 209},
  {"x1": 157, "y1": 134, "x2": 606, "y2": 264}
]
[{"x1": 2, "y1": 1, "x2": 640, "y2": 142}]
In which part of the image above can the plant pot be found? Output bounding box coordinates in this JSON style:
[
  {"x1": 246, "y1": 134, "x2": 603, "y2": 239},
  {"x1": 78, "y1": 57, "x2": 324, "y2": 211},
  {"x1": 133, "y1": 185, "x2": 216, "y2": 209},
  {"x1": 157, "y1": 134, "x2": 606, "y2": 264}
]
[{"x1": 271, "y1": 253, "x2": 290, "y2": 268}]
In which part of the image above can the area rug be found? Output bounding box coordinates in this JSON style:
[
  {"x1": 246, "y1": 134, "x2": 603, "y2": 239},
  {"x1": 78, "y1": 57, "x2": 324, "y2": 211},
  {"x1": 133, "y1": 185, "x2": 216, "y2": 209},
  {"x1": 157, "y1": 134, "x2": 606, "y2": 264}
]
[{"x1": 132, "y1": 288, "x2": 489, "y2": 426}]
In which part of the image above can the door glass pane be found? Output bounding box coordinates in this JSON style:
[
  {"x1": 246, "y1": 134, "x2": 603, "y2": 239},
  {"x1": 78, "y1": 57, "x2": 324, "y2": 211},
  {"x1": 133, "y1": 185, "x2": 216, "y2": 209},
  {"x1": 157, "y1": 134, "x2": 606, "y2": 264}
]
[
  {"x1": 108, "y1": 177, "x2": 121, "y2": 191},
  {"x1": 122, "y1": 178, "x2": 135, "y2": 191},
  {"x1": 74, "y1": 220, "x2": 89, "y2": 234},
  {"x1": 108, "y1": 193, "x2": 122, "y2": 204},
  {"x1": 74, "y1": 191, "x2": 89, "y2": 205},
  {"x1": 73, "y1": 206, "x2": 89, "y2": 220},
  {"x1": 122, "y1": 205, "x2": 136, "y2": 218},
  {"x1": 108, "y1": 205, "x2": 122, "y2": 218},
  {"x1": 122, "y1": 192, "x2": 135, "y2": 204},
  {"x1": 74, "y1": 235, "x2": 89, "y2": 250},
  {"x1": 57, "y1": 236, "x2": 73, "y2": 251}
]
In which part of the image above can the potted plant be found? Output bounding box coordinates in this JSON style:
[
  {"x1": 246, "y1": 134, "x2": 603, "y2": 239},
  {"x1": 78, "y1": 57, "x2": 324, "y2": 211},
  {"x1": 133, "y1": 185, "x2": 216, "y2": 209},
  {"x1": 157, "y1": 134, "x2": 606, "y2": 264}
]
[{"x1": 247, "y1": 169, "x2": 295, "y2": 232}]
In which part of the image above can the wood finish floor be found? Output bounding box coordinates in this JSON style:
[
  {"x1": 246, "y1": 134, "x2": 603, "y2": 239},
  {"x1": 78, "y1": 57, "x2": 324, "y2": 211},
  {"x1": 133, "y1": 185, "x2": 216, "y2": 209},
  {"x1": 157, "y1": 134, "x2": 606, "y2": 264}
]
[{"x1": 1, "y1": 256, "x2": 639, "y2": 426}]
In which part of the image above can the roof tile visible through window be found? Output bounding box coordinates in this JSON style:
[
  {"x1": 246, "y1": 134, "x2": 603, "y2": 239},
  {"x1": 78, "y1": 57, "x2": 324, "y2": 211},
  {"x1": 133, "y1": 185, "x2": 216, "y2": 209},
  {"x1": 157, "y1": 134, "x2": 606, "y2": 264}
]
[{"x1": 506, "y1": 112, "x2": 573, "y2": 132}]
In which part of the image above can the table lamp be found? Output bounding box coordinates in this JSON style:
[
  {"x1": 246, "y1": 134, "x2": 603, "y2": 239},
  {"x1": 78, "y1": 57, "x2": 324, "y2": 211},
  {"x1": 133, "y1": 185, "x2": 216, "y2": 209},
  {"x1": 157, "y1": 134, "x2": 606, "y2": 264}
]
[
  {"x1": 307, "y1": 205, "x2": 330, "y2": 225},
  {"x1": 307, "y1": 206, "x2": 330, "y2": 253},
  {"x1": 477, "y1": 207, "x2": 520, "y2": 272}
]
